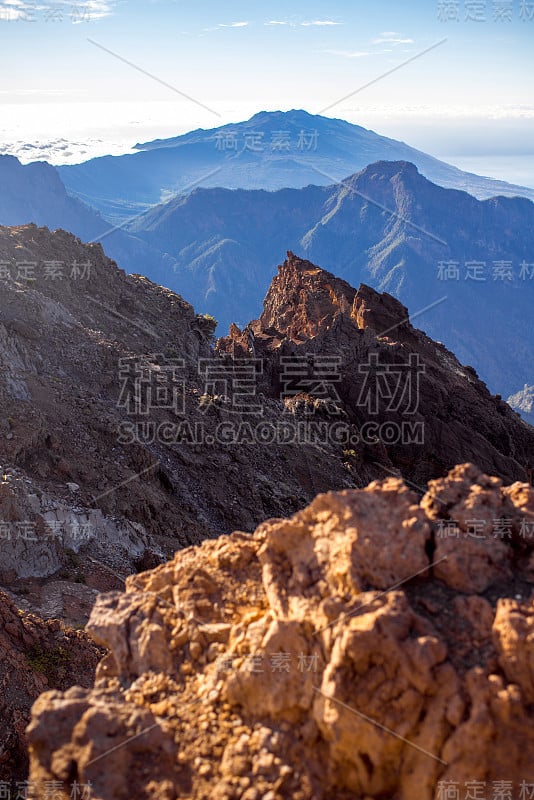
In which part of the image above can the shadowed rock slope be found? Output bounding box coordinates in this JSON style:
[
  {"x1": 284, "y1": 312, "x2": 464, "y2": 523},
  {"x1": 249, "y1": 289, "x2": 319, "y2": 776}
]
[
  {"x1": 0, "y1": 590, "x2": 102, "y2": 782},
  {"x1": 0, "y1": 229, "x2": 371, "y2": 622},
  {"x1": 218, "y1": 252, "x2": 534, "y2": 486},
  {"x1": 1, "y1": 236, "x2": 533, "y2": 627},
  {"x1": 27, "y1": 463, "x2": 534, "y2": 799}
]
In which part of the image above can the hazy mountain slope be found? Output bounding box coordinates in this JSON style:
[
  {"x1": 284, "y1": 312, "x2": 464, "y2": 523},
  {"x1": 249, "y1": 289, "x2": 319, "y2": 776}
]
[
  {"x1": 302, "y1": 162, "x2": 534, "y2": 397},
  {"x1": 0, "y1": 154, "x2": 174, "y2": 280},
  {"x1": 508, "y1": 384, "x2": 534, "y2": 426},
  {"x1": 128, "y1": 160, "x2": 534, "y2": 396},
  {"x1": 0, "y1": 154, "x2": 106, "y2": 238},
  {"x1": 130, "y1": 184, "x2": 330, "y2": 328},
  {"x1": 57, "y1": 110, "x2": 534, "y2": 223}
]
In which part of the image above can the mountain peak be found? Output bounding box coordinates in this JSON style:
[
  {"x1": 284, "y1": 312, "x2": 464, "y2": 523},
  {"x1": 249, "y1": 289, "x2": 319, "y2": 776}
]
[
  {"x1": 84, "y1": 110, "x2": 534, "y2": 223},
  {"x1": 352, "y1": 159, "x2": 422, "y2": 183},
  {"x1": 217, "y1": 251, "x2": 533, "y2": 485},
  {"x1": 269, "y1": 253, "x2": 411, "y2": 341},
  {"x1": 257, "y1": 252, "x2": 357, "y2": 340},
  {"x1": 256, "y1": 253, "x2": 413, "y2": 345},
  {"x1": 248, "y1": 109, "x2": 318, "y2": 123}
]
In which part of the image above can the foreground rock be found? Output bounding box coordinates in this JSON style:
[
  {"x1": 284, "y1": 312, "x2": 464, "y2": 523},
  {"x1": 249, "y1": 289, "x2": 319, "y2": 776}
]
[{"x1": 28, "y1": 464, "x2": 534, "y2": 799}]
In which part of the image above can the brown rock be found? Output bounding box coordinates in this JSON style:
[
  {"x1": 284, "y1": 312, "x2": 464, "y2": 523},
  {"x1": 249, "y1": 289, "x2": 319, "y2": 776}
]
[
  {"x1": 0, "y1": 591, "x2": 102, "y2": 781},
  {"x1": 424, "y1": 463, "x2": 514, "y2": 592},
  {"x1": 493, "y1": 597, "x2": 534, "y2": 702},
  {"x1": 26, "y1": 466, "x2": 534, "y2": 799},
  {"x1": 259, "y1": 477, "x2": 430, "y2": 623},
  {"x1": 218, "y1": 254, "x2": 534, "y2": 489}
]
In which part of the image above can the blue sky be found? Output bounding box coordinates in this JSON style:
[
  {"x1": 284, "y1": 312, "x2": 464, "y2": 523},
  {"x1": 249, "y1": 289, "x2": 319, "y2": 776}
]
[{"x1": 1, "y1": 0, "x2": 533, "y2": 180}]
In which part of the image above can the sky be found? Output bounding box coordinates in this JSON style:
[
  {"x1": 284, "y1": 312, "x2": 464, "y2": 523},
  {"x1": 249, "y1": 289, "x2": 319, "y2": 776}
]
[{"x1": 0, "y1": 0, "x2": 533, "y2": 184}]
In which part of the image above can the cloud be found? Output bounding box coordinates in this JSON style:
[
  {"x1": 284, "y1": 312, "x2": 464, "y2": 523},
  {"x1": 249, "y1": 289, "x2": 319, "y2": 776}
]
[
  {"x1": 325, "y1": 49, "x2": 391, "y2": 59},
  {"x1": 264, "y1": 18, "x2": 342, "y2": 28},
  {"x1": 218, "y1": 21, "x2": 249, "y2": 28},
  {"x1": 204, "y1": 20, "x2": 250, "y2": 32},
  {"x1": 301, "y1": 20, "x2": 342, "y2": 26},
  {"x1": 372, "y1": 34, "x2": 414, "y2": 45},
  {"x1": 0, "y1": 0, "x2": 116, "y2": 21},
  {"x1": 325, "y1": 49, "x2": 372, "y2": 58},
  {"x1": 77, "y1": 1, "x2": 116, "y2": 20},
  {"x1": 0, "y1": 0, "x2": 40, "y2": 20}
]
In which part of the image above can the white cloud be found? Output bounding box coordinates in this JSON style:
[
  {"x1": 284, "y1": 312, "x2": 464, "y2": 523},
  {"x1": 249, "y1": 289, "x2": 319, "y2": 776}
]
[
  {"x1": 0, "y1": 0, "x2": 116, "y2": 21},
  {"x1": 372, "y1": 34, "x2": 414, "y2": 45},
  {"x1": 301, "y1": 20, "x2": 341, "y2": 26},
  {"x1": 0, "y1": 0, "x2": 39, "y2": 20},
  {"x1": 78, "y1": 1, "x2": 116, "y2": 21},
  {"x1": 325, "y1": 49, "x2": 372, "y2": 58},
  {"x1": 218, "y1": 21, "x2": 249, "y2": 28},
  {"x1": 264, "y1": 18, "x2": 342, "y2": 28},
  {"x1": 325, "y1": 49, "x2": 391, "y2": 58},
  {"x1": 203, "y1": 20, "x2": 250, "y2": 32}
]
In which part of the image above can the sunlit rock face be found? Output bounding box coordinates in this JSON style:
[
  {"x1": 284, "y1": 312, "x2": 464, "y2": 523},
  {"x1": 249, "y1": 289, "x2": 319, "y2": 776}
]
[{"x1": 28, "y1": 464, "x2": 534, "y2": 800}]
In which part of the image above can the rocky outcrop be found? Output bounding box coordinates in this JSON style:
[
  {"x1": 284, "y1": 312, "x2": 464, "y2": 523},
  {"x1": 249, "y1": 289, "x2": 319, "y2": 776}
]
[
  {"x1": 3, "y1": 236, "x2": 533, "y2": 625},
  {"x1": 1, "y1": 229, "x2": 368, "y2": 619},
  {"x1": 218, "y1": 253, "x2": 534, "y2": 486},
  {"x1": 0, "y1": 468, "x2": 151, "y2": 582},
  {"x1": 0, "y1": 590, "x2": 102, "y2": 782},
  {"x1": 27, "y1": 464, "x2": 534, "y2": 799}
]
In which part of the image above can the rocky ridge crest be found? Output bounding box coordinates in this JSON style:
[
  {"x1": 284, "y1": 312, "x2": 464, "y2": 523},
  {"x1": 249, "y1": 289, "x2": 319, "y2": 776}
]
[{"x1": 218, "y1": 252, "x2": 534, "y2": 486}]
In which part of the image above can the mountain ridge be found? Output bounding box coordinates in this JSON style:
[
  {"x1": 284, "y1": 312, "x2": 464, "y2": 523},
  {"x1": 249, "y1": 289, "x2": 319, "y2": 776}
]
[
  {"x1": 57, "y1": 110, "x2": 534, "y2": 224},
  {"x1": 1, "y1": 232, "x2": 531, "y2": 602},
  {"x1": 127, "y1": 160, "x2": 534, "y2": 397},
  {"x1": 4, "y1": 143, "x2": 532, "y2": 400},
  {"x1": 0, "y1": 153, "x2": 175, "y2": 286}
]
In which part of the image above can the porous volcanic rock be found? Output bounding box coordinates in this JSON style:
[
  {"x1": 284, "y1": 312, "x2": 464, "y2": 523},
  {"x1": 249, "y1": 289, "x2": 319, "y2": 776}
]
[{"x1": 27, "y1": 464, "x2": 534, "y2": 799}]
